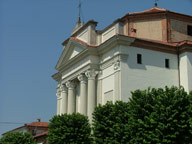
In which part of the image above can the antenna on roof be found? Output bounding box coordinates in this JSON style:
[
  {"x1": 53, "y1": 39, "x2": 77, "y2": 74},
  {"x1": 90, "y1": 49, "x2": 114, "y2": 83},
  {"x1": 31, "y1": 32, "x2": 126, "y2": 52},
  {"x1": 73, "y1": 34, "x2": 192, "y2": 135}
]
[{"x1": 154, "y1": 0, "x2": 158, "y2": 7}]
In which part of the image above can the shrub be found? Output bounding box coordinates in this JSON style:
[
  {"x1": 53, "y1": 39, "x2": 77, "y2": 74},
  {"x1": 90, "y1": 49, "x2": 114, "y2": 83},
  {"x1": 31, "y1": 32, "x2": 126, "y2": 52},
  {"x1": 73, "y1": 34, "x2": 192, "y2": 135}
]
[
  {"x1": 0, "y1": 131, "x2": 36, "y2": 144},
  {"x1": 92, "y1": 101, "x2": 130, "y2": 143},
  {"x1": 48, "y1": 113, "x2": 92, "y2": 144},
  {"x1": 128, "y1": 86, "x2": 192, "y2": 144}
]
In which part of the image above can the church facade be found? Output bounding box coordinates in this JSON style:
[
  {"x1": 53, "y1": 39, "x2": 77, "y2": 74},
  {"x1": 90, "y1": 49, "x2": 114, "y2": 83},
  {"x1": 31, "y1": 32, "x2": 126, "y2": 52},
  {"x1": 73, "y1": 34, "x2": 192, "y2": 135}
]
[{"x1": 52, "y1": 7, "x2": 192, "y2": 121}]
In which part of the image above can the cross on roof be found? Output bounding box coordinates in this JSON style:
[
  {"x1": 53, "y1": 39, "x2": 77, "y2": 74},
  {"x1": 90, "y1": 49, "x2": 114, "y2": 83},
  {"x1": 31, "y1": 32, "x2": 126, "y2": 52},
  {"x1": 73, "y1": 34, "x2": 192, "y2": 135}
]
[
  {"x1": 155, "y1": 0, "x2": 158, "y2": 7},
  {"x1": 78, "y1": 0, "x2": 82, "y2": 23}
]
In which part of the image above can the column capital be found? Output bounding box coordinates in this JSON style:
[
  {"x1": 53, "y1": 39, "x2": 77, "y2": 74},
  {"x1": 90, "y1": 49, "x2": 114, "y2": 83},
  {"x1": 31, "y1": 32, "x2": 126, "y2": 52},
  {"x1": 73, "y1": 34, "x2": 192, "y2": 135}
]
[
  {"x1": 114, "y1": 60, "x2": 120, "y2": 70},
  {"x1": 61, "y1": 84, "x2": 68, "y2": 93},
  {"x1": 66, "y1": 81, "x2": 75, "y2": 90},
  {"x1": 85, "y1": 69, "x2": 97, "y2": 80},
  {"x1": 78, "y1": 74, "x2": 87, "y2": 83},
  {"x1": 56, "y1": 87, "x2": 61, "y2": 98}
]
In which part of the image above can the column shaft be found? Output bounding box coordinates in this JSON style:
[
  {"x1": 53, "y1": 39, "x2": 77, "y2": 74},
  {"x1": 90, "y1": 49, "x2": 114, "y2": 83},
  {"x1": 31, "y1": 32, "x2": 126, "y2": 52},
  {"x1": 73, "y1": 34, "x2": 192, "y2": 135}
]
[
  {"x1": 85, "y1": 70, "x2": 97, "y2": 122},
  {"x1": 66, "y1": 81, "x2": 76, "y2": 114},
  {"x1": 78, "y1": 74, "x2": 87, "y2": 115},
  {"x1": 60, "y1": 84, "x2": 68, "y2": 114}
]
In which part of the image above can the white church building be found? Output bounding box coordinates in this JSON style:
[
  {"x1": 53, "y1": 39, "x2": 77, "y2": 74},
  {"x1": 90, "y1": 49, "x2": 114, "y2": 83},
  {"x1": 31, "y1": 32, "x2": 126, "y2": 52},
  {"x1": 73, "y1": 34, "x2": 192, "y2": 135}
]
[{"x1": 52, "y1": 7, "x2": 192, "y2": 121}]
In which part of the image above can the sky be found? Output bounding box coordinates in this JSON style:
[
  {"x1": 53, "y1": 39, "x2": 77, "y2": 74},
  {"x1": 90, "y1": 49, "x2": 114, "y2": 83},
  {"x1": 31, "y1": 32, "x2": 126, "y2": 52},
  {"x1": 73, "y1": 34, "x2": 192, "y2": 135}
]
[{"x1": 0, "y1": 0, "x2": 192, "y2": 136}]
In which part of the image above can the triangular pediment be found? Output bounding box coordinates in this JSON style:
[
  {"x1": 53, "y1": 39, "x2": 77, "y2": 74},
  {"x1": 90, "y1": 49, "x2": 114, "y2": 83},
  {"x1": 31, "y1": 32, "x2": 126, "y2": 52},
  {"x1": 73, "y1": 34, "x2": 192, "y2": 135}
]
[
  {"x1": 69, "y1": 46, "x2": 85, "y2": 59},
  {"x1": 56, "y1": 38, "x2": 87, "y2": 70}
]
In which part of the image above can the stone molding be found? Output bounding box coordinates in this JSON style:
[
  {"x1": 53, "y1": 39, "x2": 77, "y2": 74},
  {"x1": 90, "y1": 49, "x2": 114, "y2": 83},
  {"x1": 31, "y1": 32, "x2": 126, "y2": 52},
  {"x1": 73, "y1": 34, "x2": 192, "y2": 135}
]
[
  {"x1": 78, "y1": 74, "x2": 87, "y2": 83},
  {"x1": 114, "y1": 60, "x2": 120, "y2": 70},
  {"x1": 85, "y1": 69, "x2": 97, "y2": 80},
  {"x1": 66, "y1": 81, "x2": 76, "y2": 90}
]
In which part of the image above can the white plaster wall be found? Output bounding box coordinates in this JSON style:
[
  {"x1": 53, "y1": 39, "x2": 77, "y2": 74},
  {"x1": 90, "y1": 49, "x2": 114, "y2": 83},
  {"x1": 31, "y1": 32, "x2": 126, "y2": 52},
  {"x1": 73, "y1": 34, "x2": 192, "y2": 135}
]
[
  {"x1": 180, "y1": 52, "x2": 192, "y2": 92},
  {"x1": 101, "y1": 65, "x2": 115, "y2": 104},
  {"x1": 100, "y1": 47, "x2": 120, "y2": 63},
  {"x1": 121, "y1": 46, "x2": 179, "y2": 101},
  {"x1": 102, "y1": 26, "x2": 116, "y2": 43},
  {"x1": 188, "y1": 52, "x2": 192, "y2": 92},
  {"x1": 77, "y1": 28, "x2": 89, "y2": 43}
]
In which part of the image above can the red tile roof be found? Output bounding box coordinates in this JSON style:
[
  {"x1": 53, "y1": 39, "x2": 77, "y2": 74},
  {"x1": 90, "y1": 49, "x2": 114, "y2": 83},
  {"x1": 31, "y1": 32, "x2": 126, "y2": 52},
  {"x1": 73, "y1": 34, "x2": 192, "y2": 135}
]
[
  {"x1": 70, "y1": 34, "x2": 192, "y2": 54},
  {"x1": 34, "y1": 131, "x2": 48, "y2": 138},
  {"x1": 129, "y1": 7, "x2": 167, "y2": 15},
  {"x1": 27, "y1": 122, "x2": 49, "y2": 127}
]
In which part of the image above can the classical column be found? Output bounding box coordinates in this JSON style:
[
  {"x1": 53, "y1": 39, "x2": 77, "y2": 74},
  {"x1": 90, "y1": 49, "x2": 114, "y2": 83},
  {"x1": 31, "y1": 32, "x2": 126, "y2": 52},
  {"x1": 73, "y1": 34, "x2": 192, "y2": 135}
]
[
  {"x1": 66, "y1": 81, "x2": 76, "y2": 114},
  {"x1": 60, "y1": 84, "x2": 68, "y2": 114},
  {"x1": 78, "y1": 74, "x2": 87, "y2": 115},
  {"x1": 56, "y1": 86, "x2": 61, "y2": 115},
  {"x1": 85, "y1": 69, "x2": 97, "y2": 122}
]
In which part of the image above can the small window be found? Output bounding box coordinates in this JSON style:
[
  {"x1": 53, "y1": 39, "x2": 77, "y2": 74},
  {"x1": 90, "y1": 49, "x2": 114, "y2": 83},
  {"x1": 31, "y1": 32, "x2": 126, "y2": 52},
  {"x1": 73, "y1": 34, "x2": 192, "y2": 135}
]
[
  {"x1": 187, "y1": 25, "x2": 192, "y2": 36},
  {"x1": 165, "y1": 59, "x2": 169, "y2": 68},
  {"x1": 137, "y1": 54, "x2": 142, "y2": 64}
]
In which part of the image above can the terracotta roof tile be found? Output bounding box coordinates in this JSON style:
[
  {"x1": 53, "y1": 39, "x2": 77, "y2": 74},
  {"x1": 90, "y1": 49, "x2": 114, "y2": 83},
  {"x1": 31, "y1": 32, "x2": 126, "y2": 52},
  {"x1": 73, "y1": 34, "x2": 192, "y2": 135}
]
[
  {"x1": 34, "y1": 131, "x2": 48, "y2": 138},
  {"x1": 27, "y1": 122, "x2": 49, "y2": 127},
  {"x1": 130, "y1": 7, "x2": 167, "y2": 15}
]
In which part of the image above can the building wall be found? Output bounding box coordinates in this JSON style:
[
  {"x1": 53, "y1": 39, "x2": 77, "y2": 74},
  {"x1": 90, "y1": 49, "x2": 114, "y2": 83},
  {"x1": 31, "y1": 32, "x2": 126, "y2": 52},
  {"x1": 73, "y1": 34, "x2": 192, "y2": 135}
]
[
  {"x1": 170, "y1": 19, "x2": 192, "y2": 42},
  {"x1": 77, "y1": 28, "x2": 89, "y2": 43},
  {"x1": 102, "y1": 26, "x2": 116, "y2": 43},
  {"x1": 120, "y1": 45, "x2": 179, "y2": 101},
  {"x1": 180, "y1": 52, "x2": 192, "y2": 92},
  {"x1": 132, "y1": 19, "x2": 163, "y2": 41}
]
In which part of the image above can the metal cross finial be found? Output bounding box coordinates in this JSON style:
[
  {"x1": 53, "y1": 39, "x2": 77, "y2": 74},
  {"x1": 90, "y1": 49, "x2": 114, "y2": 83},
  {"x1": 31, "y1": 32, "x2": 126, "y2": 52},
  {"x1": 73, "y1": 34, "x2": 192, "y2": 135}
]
[
  {"x1": 155, "y1": 0, "x2": 158, "y2": 7},
  {"x1": 78, "y1": 0, "x2": 82, "y2": 23}
]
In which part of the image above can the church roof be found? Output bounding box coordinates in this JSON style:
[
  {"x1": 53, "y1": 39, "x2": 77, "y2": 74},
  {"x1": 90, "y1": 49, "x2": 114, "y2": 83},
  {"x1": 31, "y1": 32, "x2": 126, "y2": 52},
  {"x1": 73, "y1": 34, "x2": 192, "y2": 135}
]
[
  {"x1": 121, "y1": 6, "x2": 192, "y2": 20},
  {"x1": 70, "y1": 34, "x2": 192, "y2": 48},
  {"x1": 130, "y1": 7, "x2": 167, "y2": 15}
]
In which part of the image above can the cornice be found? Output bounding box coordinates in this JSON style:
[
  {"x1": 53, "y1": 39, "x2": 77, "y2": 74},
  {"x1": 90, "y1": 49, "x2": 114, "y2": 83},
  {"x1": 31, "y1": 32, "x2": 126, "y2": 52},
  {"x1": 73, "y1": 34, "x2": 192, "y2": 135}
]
[
  {"x1": 61, "y1": 63, "x2": 99, "y2": 84},
  {"x1": 97, "y1": 35, "x2": 135, "y2": 55},
  {"x1": 52, "y1": 72, "x2": 62, "y2": 82},
  {"x1": 131, "y1": 38, "x2": 177, "y2": 54},
  {"x1": 179, "y1": 45, "x2": 192, "y2": 54}
]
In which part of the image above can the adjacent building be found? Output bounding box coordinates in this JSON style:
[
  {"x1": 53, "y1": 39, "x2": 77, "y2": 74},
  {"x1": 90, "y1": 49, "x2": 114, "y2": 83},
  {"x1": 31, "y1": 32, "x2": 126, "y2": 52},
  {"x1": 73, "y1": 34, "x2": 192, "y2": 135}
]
[
  {"x1": 52, "y1": 6, "x2": 192, "y2": 121},
  {"x1": 2, "y1": 119, "x2": 48, "y2": 144}
]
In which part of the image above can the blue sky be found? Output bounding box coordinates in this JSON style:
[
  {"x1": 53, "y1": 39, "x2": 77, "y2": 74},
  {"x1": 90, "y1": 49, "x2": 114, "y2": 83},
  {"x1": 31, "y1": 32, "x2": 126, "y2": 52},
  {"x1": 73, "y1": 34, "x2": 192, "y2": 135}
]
[{"x1": 0, "y1": 0, "x2": 192, "y2": 136}]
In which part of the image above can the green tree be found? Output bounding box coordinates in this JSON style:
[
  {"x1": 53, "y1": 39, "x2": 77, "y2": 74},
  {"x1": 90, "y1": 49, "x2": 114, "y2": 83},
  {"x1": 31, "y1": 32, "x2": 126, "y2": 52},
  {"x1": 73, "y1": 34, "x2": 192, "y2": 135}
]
[
  {"x1": 0, "y1": 131, "x2": 36, "y2": 144},
  {"x1": 92, "y1": 101, "x2": 130, "y2": 144},
  {"x1": 128, "y1": 86, "x2": 192, "y2": 144},
  {"x1": 48, "y1": 113, "x2": 92, "y2": 144}
]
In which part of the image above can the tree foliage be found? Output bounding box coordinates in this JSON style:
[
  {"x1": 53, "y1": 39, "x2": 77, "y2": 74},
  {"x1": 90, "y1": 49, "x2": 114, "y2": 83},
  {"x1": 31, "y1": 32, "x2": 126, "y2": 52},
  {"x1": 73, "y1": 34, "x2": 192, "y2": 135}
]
[
  {"x1": 0, "y1": 131, "x2": 36, "y2": 144},
  {"x1": 92, "y1": 101, "x2": 130, "y2": 144},
  {"x1": 128, "y1": 86, "x2": 192, "y2": 144},
  {"x1": 47, "y1": 113, "x2": 92, "y2": 144}
]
